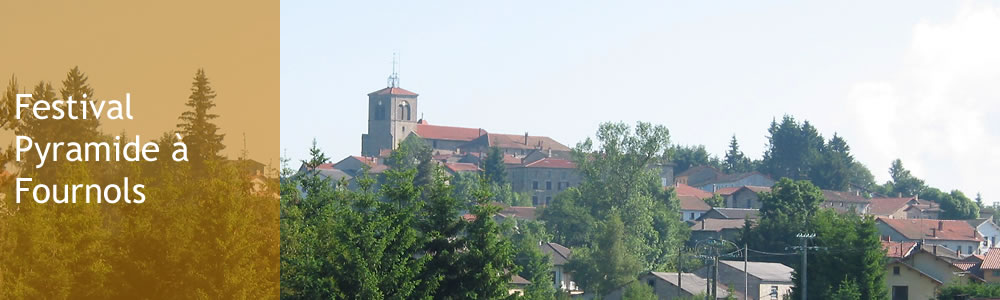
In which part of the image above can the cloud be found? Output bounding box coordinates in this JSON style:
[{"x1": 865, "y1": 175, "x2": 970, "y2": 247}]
[{"x1": 849, "y1": 3, "x2": 1000, "y2": 199}]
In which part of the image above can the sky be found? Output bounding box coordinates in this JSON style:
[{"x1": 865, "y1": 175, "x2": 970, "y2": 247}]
[{"x1": 281, "y1": 0, "x2": 1000, "y2": 202}]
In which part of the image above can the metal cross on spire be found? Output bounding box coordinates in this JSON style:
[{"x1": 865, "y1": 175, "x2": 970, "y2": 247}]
[{"x1": 387, "y1": 52, "x2": 400, "y2": 87}]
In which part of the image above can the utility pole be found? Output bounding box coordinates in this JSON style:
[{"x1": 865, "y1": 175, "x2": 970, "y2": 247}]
[
  {"x1": 744, "y1": 244, "x2": 748, "y2": 300},
  {"x1": 795, "y1": 233, "x2": 816, "y2": 300}
]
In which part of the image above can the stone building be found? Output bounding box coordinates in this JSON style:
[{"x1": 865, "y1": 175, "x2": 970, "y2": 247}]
[
  {"x1": 360, "y1": 83, "x2": 420, "y2": 157},
  {"x1": 508, "y1": 157, "x2": 579, "y2": 206}
]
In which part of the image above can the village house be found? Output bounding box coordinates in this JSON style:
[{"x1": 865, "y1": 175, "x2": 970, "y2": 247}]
[
  {"x1": 869, "y1": 197, "x2": 941, "y2": 219},
  {"x1": 673, "y1": 166, "x2": 775, "y2": 193},
  {"x1": 980, "y1": 248, "x2": 1000, "y2": 283},
  {"x1": 508, "y1": 157, "x2": 579, "y2": 206},
  {"x1": 819, "y1": 189, "x2": 870, "y2": 214},
  {"x1": 715, "y1": 186, "x2": 770, "y2": 209},
  {"x1": 877, "y1": 218, "x2": 984, "y2": 256},
  {"x1": 697, "y1": 208, "x2": 760, "y2": 221},
  {"x1": 967, "y1": 218, "x2": 1000, "y2": 251},
  {"x1": 882, "y1": 240, "x2": 983, "y2": 299},
  {"x1": 689, "y1": 219, "x2": 750, "y2": 246},
  {"x1": 694, "y1": 260, "x2": 794, "y2": 300},
  {"x1": 604, "y1": 272, "x2": 740, "y2": 300},
  {"x1": 673, "y1": 183, "x2": 714, "y2": 221},
  {"x1": 539, "y1": 242, "x2": 582, "y2": 295}
]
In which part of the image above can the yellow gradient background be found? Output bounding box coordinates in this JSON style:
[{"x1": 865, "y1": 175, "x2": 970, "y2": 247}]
[{"x1": 0, "y1": 0, "x2": 279, "y2": 299}]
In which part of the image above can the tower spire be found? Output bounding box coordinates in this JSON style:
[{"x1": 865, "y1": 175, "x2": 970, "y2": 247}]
[{"x1": 387, "y1": 52, "x2": 400, "y2": 87}]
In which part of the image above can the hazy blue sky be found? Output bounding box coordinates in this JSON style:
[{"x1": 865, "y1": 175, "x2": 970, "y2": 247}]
[{"x1": 282, "y1": 0, "x2": 1000, "y2": 202}]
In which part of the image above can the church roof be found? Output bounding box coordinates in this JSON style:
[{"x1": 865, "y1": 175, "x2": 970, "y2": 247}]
[
  {"x1": 414, "y1": 124, "x2": 486, "y2": 142},
  {"x1": 368, "y1": 86, "x2": 417, "y2": 96}
]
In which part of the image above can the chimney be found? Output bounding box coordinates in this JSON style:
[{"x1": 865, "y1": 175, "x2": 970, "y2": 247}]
[
  {"x1": 938, "y1": 220, "x2": 944, "y2": 231},
  {"x1": 701, "y1": 220, "x2": 705, "y2": 230},
  {"x1": 898, "y1": 192, "x2": 903, "y2": 198},
  {"x1": 915, "y1": 194, "x2": 919, "y2": 201},
  {"x1": 933, "y1": 244, "x2": 937, "y2": 256},
  {"x1": 930, "y1": 228, "x2": 937, "y2": 237},
  {"x1": 524, "y1": 132, "x2": 529, "y2": 145}
]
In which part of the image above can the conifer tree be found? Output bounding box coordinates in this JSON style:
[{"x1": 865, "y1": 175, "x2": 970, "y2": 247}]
[
  {"x1": 483, "y1": 146, "x2": 507, "y2": 186},
  {"x1": 58, "y1": 66, "x2": 99, "y2": 141},
  {"x1": 458, "y1": 178, "x2": 518, "y2": 299},
  {"x1": 178, "y1": 69, "x2": 225, "y2": 173},
  {"x1": 723, "y1": 135, "x2": 751, "y2": 174}
]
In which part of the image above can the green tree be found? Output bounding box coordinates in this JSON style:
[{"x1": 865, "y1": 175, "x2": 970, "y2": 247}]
[
  {"x1": 177, "y1": 69, "x2": 225, "y2": 173},
  {"x1": 924, "y1": 188, "x2": 978, "y2": 220},
  {"x1": 622, "y1": 280, "x2": 657, "y2": 300},
  {"x1": 669, "y1": 144, "x2": 721, "y2": 174},
  {"x1": 829, "y1": 278, "x2": 861, "y2": 300},
  {"x1": 937, "y1": 282, "x2": 1000, "y2": 299},
  {"x1": 565, "y1": 215, "x2": 642, "y2": 296},
  {"x1": 510, "y1": 220, "x2": 557, "y2": 300},
  {"x1": 760, "y1": 115, "x2": 824, "y2": 181},
  {"x1": 886, "y1": 159, "x2": 925, "y2": 197},
  {"x1": 705, "y1": 194, "x2": 725, "y2": 208},
  {"x1": 722, "y1": 135, "x2": 752, "y2": 174},
  {"x1": 416, "y1": 168, "x2": 467, "y2": 298},
  {"x1": 483, "y1": 146, "x2": 507, "y2": 186},
  {"x1": 810, "y1": 134, "x2": 853, "y2": 191},
  {"x1": 458, "y1": 182, "x2": 518, "y2": 299},
  {"x1": 542, "y1": 122, "x2": 687, "y2": 271},
  {"x1": 59, "y1": 66, "x2": 99, "y2": 141}
]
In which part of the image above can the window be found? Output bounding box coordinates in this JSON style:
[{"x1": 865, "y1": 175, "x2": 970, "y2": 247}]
[
  {"x1": 545, "y1": 196, "x2": 552, "y2": 205},
  {"x1": 893, "y1": 266, "x2": 900, "y2": 275},
  {"x1": 647, "y1": 279, "x2": 655, "y2": 287},
  {"x1": 533, "y1": 181, "x2": 538, "y2": 190},
  {"x1": 546, "y1": 181, "x2": 552, "y2": 190},
  {"x1": 398, "y1": 101, "x2": 411, "y2": 120},
  {"x1": 432, "y1": 140, "x2": 438, "y2": 148},
  {"x1": 689, "y1": 212, "x2": 695, "y2": 219},
  {"x1": 993, "y1": 270, "x2": 1000, "y2": 277},
  {"x1": 969, "y1": 246, "x2": 974, "y2": 254},
  {"x1": 770, "y1": 286, "x2": 778, "y2": 300},
  {"x1": 892, "y1": 285, "x2": 908, "y2": 300},
  {"x1": 532, "y1": 196, "x2": 538, "y2": 206}
]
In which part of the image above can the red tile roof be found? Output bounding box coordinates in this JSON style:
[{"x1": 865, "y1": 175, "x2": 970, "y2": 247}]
[
  {"x1": 316, "y1": 163, "x2": 335, "y2": 170},
  {"x1": 503, "y1": 154, "x2": 522, "y2": 165},
  {"x1": 715, "y1": 187, "x2": 741, "y2": 196},
  {"x1": 415, "y1": 124, "x2": 487, "y2": 142},
  {"x1": 673, "y1": 183, "x2": 714, "y2": 200},
  {"x1": 486, "y1": 133, "x2": 571, "y2": 152},
  {"x1": 444, "y1": 162, "x2": 480, "y2": 173},
  {"x1": 877, "y1": 218, "x2": 983, "y2": 242},
  {"x1": 523, "y1": 157, "x2": 575, "y2": 169},
  {"x1": 881, "y1": 241, "x2": 917, "y2": 258},
  {"x1": 679, "y1": 195, "x2": 711, "y2": 211},
  {"x1": 869, "y1": 197, "x2": 915, "y2": 216},
  {"x1": 983, "y1": 248, "x2": 1000, "y2": 270},
  {"x1": 368, "y1": 87, "x2": 417, "y2": 96},
  {"x1": 499, "y1": 206, "x2": 537, "y2": 221}
]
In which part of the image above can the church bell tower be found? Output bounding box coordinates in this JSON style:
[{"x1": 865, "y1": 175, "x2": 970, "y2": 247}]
[{"x1": 361, "y1": 54, "x2": 418, "y2": 157}]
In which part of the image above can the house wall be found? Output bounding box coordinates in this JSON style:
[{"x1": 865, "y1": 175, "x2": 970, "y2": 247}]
[
  {"x1": 977, "y1": 223, "x2": 1000, "y2": 251},
  {"x1": 984, "y1": 268, "x2": 1000, "y2": 283},
  {"x1": 603, "y1": 276, "x2": 693, "y2": 300},
  {"x1": 682, "y1": 210, "x2": 706, "y2": 222},
  {"x1": 755, "y1": 283, "x2": 792, "y2": 300},
  {"x1": 698, "y1": 175, "x2": 775, "y2": 192},
  {"x1": 886, "y1": 262, "x2": 941, "y2": 300},
  {"x1": 508, "y1": 167, "x2": 580, "y2": 207},
  {"x1": 904, "y1": 207, "x2": 939, "y2": 219},
  {"x1": 726, "y1": 190, "x2": 762, "y2": 209}
]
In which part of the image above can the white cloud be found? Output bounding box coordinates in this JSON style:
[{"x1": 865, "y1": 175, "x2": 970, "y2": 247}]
[{"x1": 849, "y1": 3, "x2": 1000, "y2": 200}]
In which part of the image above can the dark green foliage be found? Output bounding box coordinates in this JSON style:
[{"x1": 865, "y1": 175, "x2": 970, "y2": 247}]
[
  {"x1": 622, "y1": 280, "x2": 657, "y2": 300},
  {"x1": 744, "y1": 179, "x2": 886, "y2": 300},
  {"x1": 669, "y1": 144, "x2": 721, "y2": 174},
  {"x1": 829, "y1": 277, "x2": 862, "y2": 300},
  {"x1": 886, "y1": 159, "x2": 925, "y2": 197},
  {"x1": 511, "y1": 220, "x2": 557, "y2": 300},
  {"x1": 541, "y1": 122, "x2": 687, "y2": 272},
  {"x1": 389, "y1": 135, "x2": 434, "y2": 187},
  {"x1": 923, "y1": 188, "x2": 979, "y2": 220},
  {"x1": 483, "y1": 146, "x2": 508, "y2": 186},
  {"x1": 416, "y1": 168, "x2": 467, "y2": 298},
  {"x1": 760, "y1": 116, "x2": 823, "y2": 181},
  {"x1": 723, "y1": 135, "x2": 753, "y2": 174},
  {"x1": 937, "y1": 283, "x2": 1000, "y2": 300},
  {"x1": 565, "y1": 215, "x2": 643, "y2": 296},
  {"x1": 177, "y1": 69, "x2": 225, "y2": 173},
  {"x1": 705, "y1": 194, "x2": 725, "y2": 208},
  {"x1": 459, "y1": 181, "x2": 518, "y2": 299}
]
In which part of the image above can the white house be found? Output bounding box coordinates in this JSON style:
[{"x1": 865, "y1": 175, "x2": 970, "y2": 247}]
[{"x1": 967, "y1": 218, "x2": 1000, "y2": 252}]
